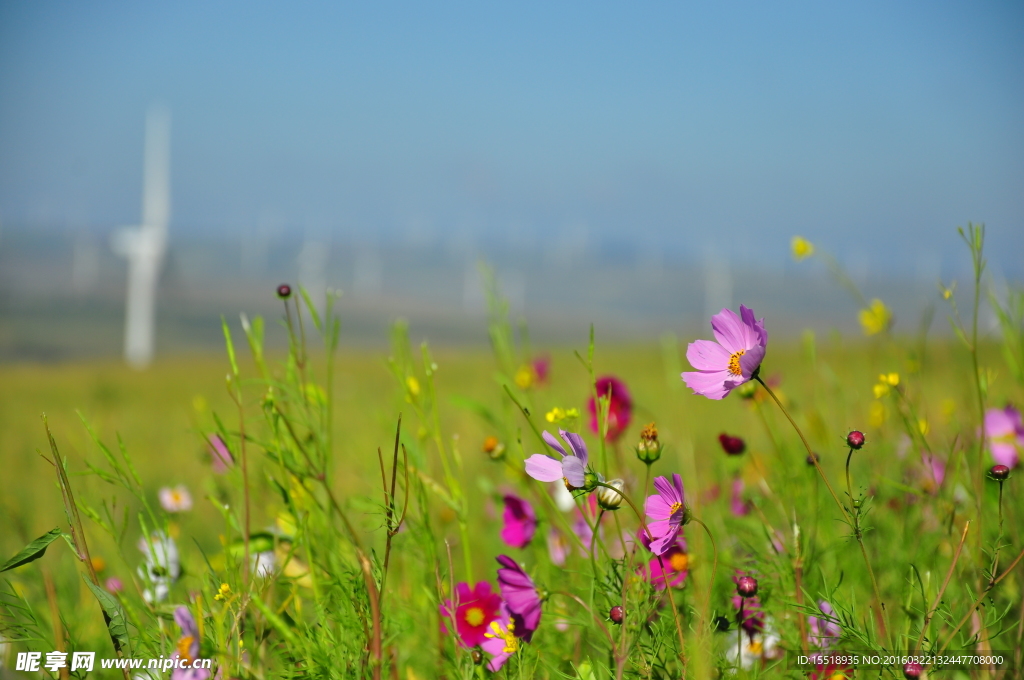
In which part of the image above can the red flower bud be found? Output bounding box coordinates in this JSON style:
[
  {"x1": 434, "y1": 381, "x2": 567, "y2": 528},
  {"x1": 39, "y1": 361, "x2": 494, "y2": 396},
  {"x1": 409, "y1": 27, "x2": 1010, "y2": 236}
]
[
  {"x1": 846, "y1": 430, "x2": 865, "y2": 449},
  {"x1": 276, "y1": 284, "x2": 292, "y2": 299},
  {"x1": 736, "y1": 575, "x2": 758, "y2": 598},
  {"x1": 718, "y1": 433, "x2": 746, "y2": 455},
  {"x1": 609, "y1": 605, "x2": 624, "y2": 624}
]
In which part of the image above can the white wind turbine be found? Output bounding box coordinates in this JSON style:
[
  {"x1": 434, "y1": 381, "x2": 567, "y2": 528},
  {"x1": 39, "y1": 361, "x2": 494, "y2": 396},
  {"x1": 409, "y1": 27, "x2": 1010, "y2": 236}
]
[{"x1": 111, "y1": 106, "x2": 171, "y2": 368}]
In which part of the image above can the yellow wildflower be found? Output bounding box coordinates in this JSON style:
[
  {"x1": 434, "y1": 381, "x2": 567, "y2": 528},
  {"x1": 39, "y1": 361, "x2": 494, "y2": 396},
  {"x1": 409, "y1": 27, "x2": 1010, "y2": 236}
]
[
  {"x1": 791, "y1": 236, "x2": 815, "y2": 261},
  {"x1": 879, "y1": 373, "x2": 900, "y2": 386},
  {"x1": 873, "y1": 383, "x2": 890, "y2": 399},
  {"x1": 514, "y1": 365, "x2": 534, "y2": 390},
  {"x1": 858, "y1": 299, "x2": 892, "y2": 336},
  {"x1": 918, "y1": 419, "x2": 929, "y2": 436},
  {"x1": 869, "y1": 401, "x2": 887, "y2": 428},
  {"x1": 406, "y1": 376, "x2": 420, "y2": 397}
]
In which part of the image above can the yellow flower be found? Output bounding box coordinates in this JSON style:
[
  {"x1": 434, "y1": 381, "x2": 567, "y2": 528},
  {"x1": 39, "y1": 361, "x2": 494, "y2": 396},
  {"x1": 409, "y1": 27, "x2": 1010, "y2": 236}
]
[
  {"x1": 545, "y1": 407, "x2": 579, "y2": 423},
  {"x1": 791, "y1": 236, "x2": 815, "y2": 261},
  {"x1": 514, "y1": 365, "x2": 534, "y2": 390},
  {"x1": 858, "y1": 299, "x2": 892, "y2": 336},
  {"x1": 214, "y1": 582, "x2": 232, "y2": 601},
  {"x1": 869, "y1": 401, "x2": 887, "y2": 428},
  {"x1": 879, "y1": 373, "x2": 899, "y2": 386},
  {"x1": 406, "y1": 376, "x2": 421, "y2": 397},
  {"x1": 873, "y1": 383, "x2": 890, "y2": 399},
  {"x1": 918, "y1": 419, "x2": 929, "y2": 436}
]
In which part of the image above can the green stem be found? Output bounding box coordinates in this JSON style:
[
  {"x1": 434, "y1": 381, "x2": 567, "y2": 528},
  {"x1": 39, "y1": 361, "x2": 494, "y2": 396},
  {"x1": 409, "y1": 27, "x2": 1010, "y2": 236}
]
[{"x1": 690, "y1": 516, "x2": 718, "y2": 631}]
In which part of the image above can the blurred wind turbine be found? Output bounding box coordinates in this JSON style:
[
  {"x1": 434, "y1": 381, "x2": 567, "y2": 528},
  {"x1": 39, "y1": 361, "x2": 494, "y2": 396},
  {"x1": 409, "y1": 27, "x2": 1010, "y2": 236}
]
[{"x1": 111, "y1": 106, "x2": 171, "y2": 368}]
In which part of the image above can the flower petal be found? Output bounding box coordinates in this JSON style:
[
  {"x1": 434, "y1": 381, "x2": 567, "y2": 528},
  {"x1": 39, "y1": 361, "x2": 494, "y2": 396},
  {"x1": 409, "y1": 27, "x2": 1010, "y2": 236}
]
[
  {"x1": 561, "y1": 456, "x2": 586, "y2": 488},
  {"x1": 682, "y1": 370, "x2": 733, "y2": 400},
  {"x1": 686, "y1": 339, "x2": 732, "y2": 371},
  {"x1": 652, "y1": 476, "x2": 678, "y2": 502},
  {"x1": 739, "y1": 345, "x2": 765, "y2": 378},
  {"x1": 645, "y1": 494, "x2": 675, "y2": 520},
  {"x1": 710, "y1": 307, "x2": 746, "y2": 353},
  {"x1": 542, "y1": 430, "x2": 567, "y2": 456},
  {"x1": 649, "y1": 528, "x2": 680, "y2": 555},
  {"x1": 560, "y1": 430, "x2": 589, "y2": 465},
  {"x1": 524, "y1": 454, "x2": 564, "y2": 482}
]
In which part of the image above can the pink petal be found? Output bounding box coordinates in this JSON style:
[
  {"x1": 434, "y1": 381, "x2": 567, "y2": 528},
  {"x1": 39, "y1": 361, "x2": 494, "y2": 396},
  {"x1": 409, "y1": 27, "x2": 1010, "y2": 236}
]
[
  {"x1": 561, "y1": 456, "x2": 586, "y2": 488},
  {"x1": 991, "y1": 441, "x2": 1020, "y2": 468},
  {"x1": 542, "y1": 430, "x2": 567, "y2": 456},
  {"x1": 686, "y1": 339, "x2": 731, "y2": 371},
  {"x1": 682, "y1": 370, "x2": 733, "y2": 400},
  {"x1": 738, "y1": 345, "x2": 765, "y2": 377},
  {"x1": 525, "y1": 454, "x2": 563, "y2": 482},
  {"x1": 645, "y1": 494, "x2": 674, "y2": 520},
  {"x1": 710, "y1": 307, "x2": 746, "y2": 353},
  {"x1": 652, "y1": 476, "x2": 679, "y2": 503},
  {"x1": 559, "y1": 430, "x2": 589, "y2": 465},
  {"x1": 649, "y1": 529, "x2": 679, "y2": 555}
]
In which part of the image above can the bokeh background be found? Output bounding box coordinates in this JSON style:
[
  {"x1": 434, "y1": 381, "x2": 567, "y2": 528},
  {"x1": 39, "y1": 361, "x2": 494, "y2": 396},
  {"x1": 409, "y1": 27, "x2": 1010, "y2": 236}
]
[{"x1": 1, "y1": 1, "x2": 1022, "y2": 359}]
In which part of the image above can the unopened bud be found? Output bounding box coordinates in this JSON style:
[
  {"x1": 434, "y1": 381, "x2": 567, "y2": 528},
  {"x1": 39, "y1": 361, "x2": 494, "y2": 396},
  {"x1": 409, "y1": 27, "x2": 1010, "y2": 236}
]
[
  {"x1": 583, "y1": 471, "x2": 600, "y2": 493},
  {"x1": 470, "y1": 649, "x2": 483, "y2": 665},
  {"x1": 806, "y1": 452, "x2": 821, "y2": 466},
  {"x1": 609, "y1": 605, "x2": 624, "y2": 624},
  {"x1": 276, "y1": 283, "x2": 292, "y2": 299},
  {"x1": 482, "y1": 436, "x2": 506, "y2": 461},
  {"x1": 597, "y1": 479, "x2": 625, "y2": 510},
  {"x1": 846, "y1": 430, "x2": 866, "y2": 450},
  {"x1": 903, "y1": 662, "x2": 923, "y2": 679},
  {"x1": 736, "y1": 575, "x2": 758, "y2": 598},
  {"x1": 636, "y1": 422, "x2": 662, "y2": 463},
  {"x1": 989, "y1": 464, "x2": 1010, "y2": 481},
  {"x1": 718, "y1": 433, "x2": 746, "y2": 455}
]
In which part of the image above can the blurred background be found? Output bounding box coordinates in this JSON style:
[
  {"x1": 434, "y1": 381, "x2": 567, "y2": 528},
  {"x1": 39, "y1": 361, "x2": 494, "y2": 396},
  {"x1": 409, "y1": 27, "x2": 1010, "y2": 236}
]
[{"x1": 1, "y1": 1, "x2": 1022, "y2": 361}]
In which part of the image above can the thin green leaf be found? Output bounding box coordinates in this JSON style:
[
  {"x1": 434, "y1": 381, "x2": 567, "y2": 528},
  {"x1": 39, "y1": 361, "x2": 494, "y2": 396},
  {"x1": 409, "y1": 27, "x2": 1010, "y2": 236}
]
[
  {"x1": 0, "y1": 528, "x2": 63, "y2": 573},
  {"x1": 83, "y1": 577, "x2": 133, "y2": 656}
]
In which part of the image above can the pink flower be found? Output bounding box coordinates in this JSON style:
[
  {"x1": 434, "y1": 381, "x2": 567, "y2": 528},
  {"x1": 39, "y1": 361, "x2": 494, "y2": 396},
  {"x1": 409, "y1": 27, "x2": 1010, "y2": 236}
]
[
  {"x1": 480, "y1": 604, "x2": 519, "y2": 671},
  {"x1": 524, "y1": 430, "x2": 589, "y2": 490},
  {"x1": 496, "y1": 555, "x2": 542, "y2": 641},
  {"x1": 159, "y1": 485, "x2": 193, "y2": 513},
  {"x1": 808, "y1": 600, "x2": 841, "y2": 649},
  {"x1": 500, "y1": 494, "x2": 538, "y2": 548},
  {"x1": 104, "y1": 577, "x2": 124, "y2": 594},
  {"x1": 171, "y1": 606, "x2": 210, "y2": 680},
  {"x1": 547, "y1": 529, "x2": 570, "y2": 566},
  {"x1": 682, "y1": 305, "x2": 768, "y2": 400},
  {"x1": 984, "y1": 405, "x2": 1023, "y2": 468},
  {"x1": 730, "y1": 477, "x2": 751, "y2": 517},
  {"x1": 588, "y1": 376, "x2": 633, "y2": 442},
  {"x1": 644, "y1": 474, "x2": 688, "y2": 555},
  {"x1": 208, "y1": 434, "x2": 234, "y2": 473},
  {"x1": 642, "y1": 536, "x2": 689, "y2": 590},
  {"x1": 532, "y1": 355, "x2": 551, "y2": 385},
  {"x1": 920, "y1": 452, "x2": 946, "y2": 494},
  {"x1": 732, "y1": 573, "x2": 765, "y2": 639},
  {"x1": 440, "y1": 581, "x2": 503, "y2": 648}
]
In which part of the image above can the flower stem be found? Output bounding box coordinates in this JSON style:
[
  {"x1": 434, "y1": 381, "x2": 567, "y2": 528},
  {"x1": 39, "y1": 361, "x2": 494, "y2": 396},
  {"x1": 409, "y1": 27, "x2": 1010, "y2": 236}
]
[
  {"x1": 754, "y1": 376, "x2": 850, "y2": 525},
  {"x1": 690, "y1": 516, "x2": 718, "y2": 630}
]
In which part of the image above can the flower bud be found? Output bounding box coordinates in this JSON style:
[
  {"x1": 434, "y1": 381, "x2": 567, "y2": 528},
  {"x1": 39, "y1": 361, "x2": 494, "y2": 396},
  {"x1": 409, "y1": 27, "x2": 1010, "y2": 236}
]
[
  {"x1": 470, "y1": 649, "x2": 483, "y2": 665},
  {"x1": 636, "y1": 422, "x2": 662, "y2": 464},
  {"x1": 846, "y1": 430, "x2": 866, "y2": 449},
  {"x1": 806, "y1": 452, "x2": 821, "y2": 466},
  {"x1": 736, "y1": 381, "x2": 758, "y2": 399},
  {"x1": 903, "y1": 662, "x2": 923, "y2": 679},
  {"x1": 276, "y1": 283, "x2": 292, "y2": 299},
  {"x1": 482, "y1": 436, "x2": 506, "y2": 461},
  {"x1": 989, "y1": 464, "x2": 1011, "y2": 481},
  {"x1": 597, "y1": 479, "x2": 625, "y2": 510},
  {"x1": 736, "y1": 575, "x2": 758, "y2": 598},
  {"x1": 718, "y1": 433, "x2": 746, "y2": 455},
  {"x1": 583, "y1": 471, "x2": 601, "y2": 493},
  {"x1": 609, "y1": 605, "x2": 624, "y2": 624}
]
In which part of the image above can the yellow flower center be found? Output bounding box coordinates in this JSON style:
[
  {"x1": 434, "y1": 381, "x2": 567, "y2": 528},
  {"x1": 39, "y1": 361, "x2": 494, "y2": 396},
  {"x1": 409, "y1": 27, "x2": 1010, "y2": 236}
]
[
  {"x1": 748, "y1": 640, "x2": 763, "y2": 655},
  {"x1": 171, "y1": 491, "x2": 182, "y2": 504},
  {"x1": 669, "y1": 501, "x2": 683, "y2": 515},
  {"x1": 727, "y1": 349, "x2": 746, "y2": 376},
  {"x1": 669, "y1": 552, "x2": 689, "y2": 572},
  {"x1": 176, "y1": 635, "x2": 195, "y2": 663},
  {"x1": 464, "y1": 607, "x2": 485, "y2": 627},
  {"x1": 484, "y1": 620, "x2": 518, "y2": 654}
]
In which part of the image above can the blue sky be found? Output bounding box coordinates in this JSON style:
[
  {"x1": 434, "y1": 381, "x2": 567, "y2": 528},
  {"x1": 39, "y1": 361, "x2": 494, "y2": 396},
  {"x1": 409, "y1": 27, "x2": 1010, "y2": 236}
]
[{"x1": 1, "y1": 1, "x2": 1022, "y2": 273}]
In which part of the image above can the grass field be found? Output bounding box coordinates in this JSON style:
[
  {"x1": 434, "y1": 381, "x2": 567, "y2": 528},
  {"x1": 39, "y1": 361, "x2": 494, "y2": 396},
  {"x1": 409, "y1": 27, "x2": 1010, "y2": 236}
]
[{"x1": 1, "y1": 236, "x2": 1022, "y2": 679}]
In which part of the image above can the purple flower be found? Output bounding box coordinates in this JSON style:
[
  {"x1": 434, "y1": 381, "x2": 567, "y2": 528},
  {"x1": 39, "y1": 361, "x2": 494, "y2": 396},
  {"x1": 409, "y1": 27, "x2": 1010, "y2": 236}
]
[
  {"x1": 644, "y1": 474, "x2": 688, "y2": 555},
  {"x1": 642, "y1": 535, "x2": 689, "y2": 590},
  {"x1": 104, "y1": 577, "x2": 124, "y2": 594},
  {"x1": 984, "y1": 405, "x2": 1024, "y2": 468},
  {"x1": 731, "y1": 573, "x2": 765, "y2": 640},
  {"x1": 171, "y1": 607, "x2": 210, "y2": 680},
  {"x1": 208, "y1": 434, "x2": 234, "y2": 474},
  {"x1": 496, "y1": 555, "x2": 542, "y2": 641},
  {"x1": 808, "y1": 600, "x2": 841, "y2": 649},
  {"x1": 500, "y1": 494, "x2": 538, "y2": 549},
  {"x1": 682, "y1": 305, "x2": 768, "y2": 400},
  {"x1": 730, "y1": 477, "x2": 751, "y2": 517},
  {"x1": 588, "y1": 375, "x2": 633, "y2": 442},
  {"x1": 524, "y1": 430, "x2": 589, "y2": 490},
  {"x1": 920, "y1": 452, "x2": 946, "y2": 494},
  {"x1": 481, "y1": 604, "x2": 519, "y2": 671}
]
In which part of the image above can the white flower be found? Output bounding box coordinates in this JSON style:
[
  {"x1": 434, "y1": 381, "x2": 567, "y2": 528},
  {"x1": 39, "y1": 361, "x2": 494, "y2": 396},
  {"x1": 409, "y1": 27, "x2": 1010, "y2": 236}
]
[
  {"x1": 158, "y1": 485, "x2": 193, "y2": 513},
  {"x1": 137, "y1": 531, "x2": 180, "y2": 601},
  {"x1": 552, "y1": 482, "x2": 576, "y2": 512},
  {"x1": 726, "y1": 620, "x2": 782, "y2": 671},
  {"x1": 252, "y1": 551, "x2": 276, "y2": 578},
  {"x1": 597, "y1": 478, "x2": 625, "y2": 510}
]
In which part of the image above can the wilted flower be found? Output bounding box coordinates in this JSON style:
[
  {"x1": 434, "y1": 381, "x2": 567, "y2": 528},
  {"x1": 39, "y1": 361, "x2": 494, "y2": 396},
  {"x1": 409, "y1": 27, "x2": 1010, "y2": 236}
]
[
  {"x1": 808, "y1": 600, "x2": 841, "y2": 649},
  {"x1": 208, "y1": 434, "x2": 234, "y2": 473},
  {"x1": 171, "y1": 607, "x2": 210, "y2": 680},
  {"x1": 500, "y1": 494, "x2": 538, "y2": 548},
  {"x1": 496, "y1": 555, "x2": 542, "y2": 641},
  {"x1": 644, "y1": 474, "x2": 688, "y2": 555},
  {"x1": 718, "y1": 433, "x2": 746, "y2": 455},
  {"x1": 597, "y1": 479, "x2": 625, "y2": 510},
  {"x1": 525, "y1": 430, "x2": 590, "y2": 490},
  {"x1": 480, "y1": 604, "x2": 519, "y2": 672},
  {"x1": 588, "y1": 376, "x2": 633, "y2": 442},
  {"x1": 440, "y1": 582, "x2": 503, "y2": 648},
  {"x1": 984, "y1": 405, "x2": 1024, "y2": 468},
  {"x1": 859, "y1": 298, "x2": 892, "y2": 336},
  {"x1": 159, "y1": 485, "x2": 193, "y2": 513},
  {"x1": 682, "y1": 305, "x2": 768, "y2": 400}
]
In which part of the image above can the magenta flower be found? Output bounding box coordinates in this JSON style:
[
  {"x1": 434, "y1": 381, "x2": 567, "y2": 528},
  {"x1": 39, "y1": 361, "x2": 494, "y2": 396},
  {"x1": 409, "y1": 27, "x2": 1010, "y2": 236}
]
[
  {"x1": 730, "y1": 477, "x2": 751, "y2": 517},
  {"x1": 496, "y1": 555, "x2": 542, "y2": 641},
  {"x1": 588, "y1": 375, "x2": 633, "y2": 442},
  {"x1": 500, "y1": 494, "x2": 537, "y2": 548},
  {"x1": 642, "y1": 535, "x2": 689, "y2": 590},
  {"x1": 920, "y1": 452, "x2": 946, "y2": 494},
  {"x1": 808, "y1": 600, "x2": 841, "y2": 649},
  {"x1": 105, "y1": 577, "x2": 124, "y2": 594},
  {"x1": 524, "y1": 430, "x2": 589, "y2": 490},
  {"x1": 532, "y1": 355, "x2": 551, "y2": 385},
  {"x1": 984, "y1": 405, "x2": 1023, "y2": 468},
  {"x1": 731, "y1": 573, "x2": 766, "y2": 640},
  {"x1": 171, "y1": 607, "x2": 210, "y2": 680},
  {"x1": 440, "y1": 581, "x2": 503, "y2": 648},
  {"x1": 208, "y1": 434, "x2": 234, "y2": 474},
  {"x1": 481, "y1": 604, "x2": 519, "y2": 671},
  {"x1": 644, "y1": 474, "x2": 688, "y2": 555},
  {"x1": 682, "y1": 305, "x2": 768, "y2": 400}
]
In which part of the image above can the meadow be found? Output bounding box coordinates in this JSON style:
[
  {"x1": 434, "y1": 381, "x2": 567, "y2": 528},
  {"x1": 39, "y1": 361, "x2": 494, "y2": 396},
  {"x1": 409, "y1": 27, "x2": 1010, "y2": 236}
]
[{"x1": 1, "y1": 229, "x2": 1023, "y2": 679}]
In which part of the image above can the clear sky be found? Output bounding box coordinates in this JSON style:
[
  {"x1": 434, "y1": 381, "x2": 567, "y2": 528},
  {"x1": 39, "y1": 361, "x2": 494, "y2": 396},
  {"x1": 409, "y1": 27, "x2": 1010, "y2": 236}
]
[{"x1": 1, "y1": 1, "x2": 1021, "y2": 273}]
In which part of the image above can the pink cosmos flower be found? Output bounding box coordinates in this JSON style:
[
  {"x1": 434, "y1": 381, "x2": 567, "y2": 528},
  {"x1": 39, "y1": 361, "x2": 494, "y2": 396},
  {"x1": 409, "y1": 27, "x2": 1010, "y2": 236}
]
[
  {"x1": 159, "y1": 485, "x2": 193, "y2": 513},
  {"x1": 642, "y1": 535, "x2": 689, "y2": 590},
  {"x1": 208, "y1": 434, "x2": 234, "y2": 473},
  {"x1": 440, "y1": 581, "x2": 503, "y2": 648},
  {"x1": 105, "y1": 577, "x2": 124, "y2": 594},
  {"x1": 984, "y1": 405, "x2": 1024, "y2": 468},
  {"x1": 588, "y1": 376, "x2": 633, "y2": 442},
  {"x1": 682, "y1": 305, "x2": 768, "y2": 400},
  {"x1": 500, "y1": 494, "x2": 537, "y2": 548},
  {"x1": 920, "y1": 452, "x2": 946, "y2": 494},
  {"x1": 730, "y1": 477, "x2": 751, "y2": 517},
  {"x1": 644, "y1": 474, "x2": 688, "y2": 555},
  {"x1": 524, "y1": 430, "x2": 589, "y2": 490},
  {"x1": 532, "y1": 355, "x2": 551, "y2": 385},
  {"x1": 496, "y1": 555, "x2": 542, "y2": 641},
  {"x1": 171, "y1": 607, "x2": 210, "y2": 680},
  {"x1": 480, "y1": 604, "x2": 519, "y2": 671},
  {"x1": 808, "y1": 600, "x2": 841, "y2": 649}
]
